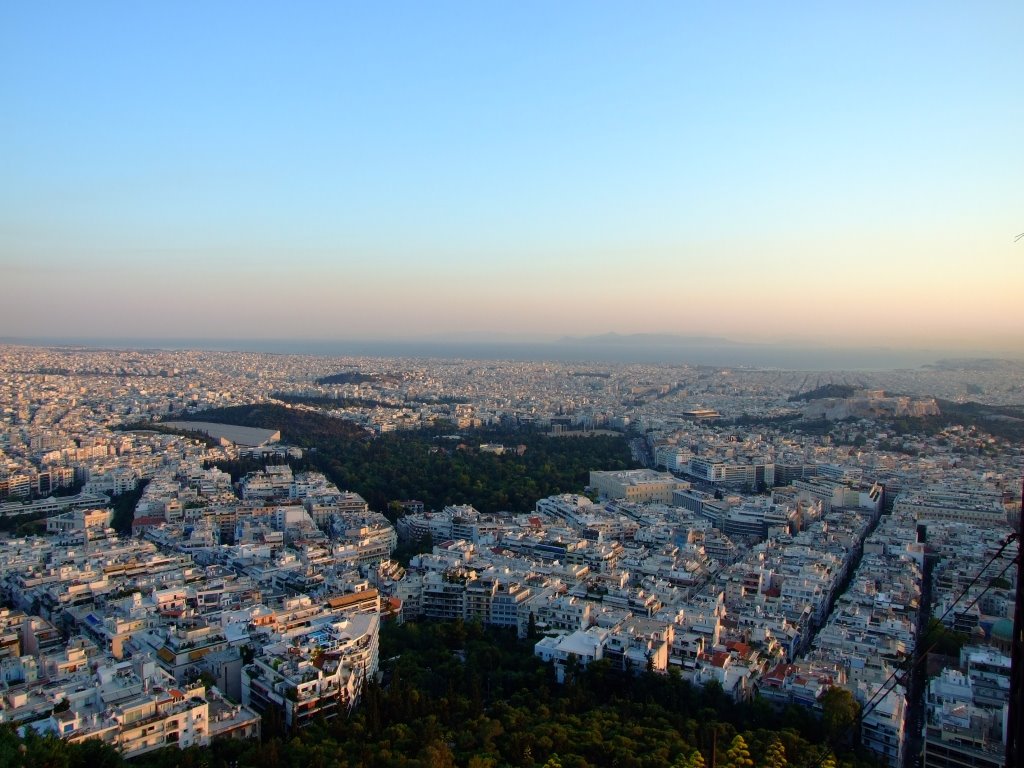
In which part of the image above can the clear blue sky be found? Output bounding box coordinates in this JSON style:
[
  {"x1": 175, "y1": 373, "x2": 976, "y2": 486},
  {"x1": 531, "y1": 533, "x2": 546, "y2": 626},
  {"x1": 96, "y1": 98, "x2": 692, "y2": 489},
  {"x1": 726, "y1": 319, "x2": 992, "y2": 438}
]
[{"x1": 3, "y1": 2, "x2": 1022, "y2": 352}]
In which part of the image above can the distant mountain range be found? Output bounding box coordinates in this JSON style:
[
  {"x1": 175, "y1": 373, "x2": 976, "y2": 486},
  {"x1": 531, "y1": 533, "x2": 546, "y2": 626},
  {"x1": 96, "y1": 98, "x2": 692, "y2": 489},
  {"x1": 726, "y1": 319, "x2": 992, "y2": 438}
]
[{"x1": 555, "y1": 333, "x2": 737, "y2": 346}]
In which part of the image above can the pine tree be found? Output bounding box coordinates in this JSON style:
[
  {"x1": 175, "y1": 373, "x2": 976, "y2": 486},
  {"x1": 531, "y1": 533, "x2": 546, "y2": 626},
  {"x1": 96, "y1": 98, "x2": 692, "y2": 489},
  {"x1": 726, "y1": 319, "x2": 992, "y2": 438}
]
[
  {"x1": 721, "y1": 734, "x2": 754, "y2": 768},
  {"x1": 672, "y1": 749, "x2": 705, "y2": 768},
  {"x1": 684, "y1": 749, "x2": 706, "y2": 768},
  {"x1": 762, "y1": 737, "x2": 787, "y2": 768}
]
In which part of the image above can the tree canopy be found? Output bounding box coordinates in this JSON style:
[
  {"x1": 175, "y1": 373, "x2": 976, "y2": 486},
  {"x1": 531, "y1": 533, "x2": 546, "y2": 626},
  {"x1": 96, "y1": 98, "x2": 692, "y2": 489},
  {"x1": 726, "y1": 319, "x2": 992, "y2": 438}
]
[
  {"x1": 190, "y1": 406, "x2": 638, "y2": 513},
  {"x1": 2, "y1": 622, "x2": 883, "y2": 768}
]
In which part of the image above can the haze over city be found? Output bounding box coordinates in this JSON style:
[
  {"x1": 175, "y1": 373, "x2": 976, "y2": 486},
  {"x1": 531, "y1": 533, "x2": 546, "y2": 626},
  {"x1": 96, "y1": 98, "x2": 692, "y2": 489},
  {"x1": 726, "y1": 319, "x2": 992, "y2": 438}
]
[{"x1": 3, "y1": 3, "x2": 1023, "y2": 357}]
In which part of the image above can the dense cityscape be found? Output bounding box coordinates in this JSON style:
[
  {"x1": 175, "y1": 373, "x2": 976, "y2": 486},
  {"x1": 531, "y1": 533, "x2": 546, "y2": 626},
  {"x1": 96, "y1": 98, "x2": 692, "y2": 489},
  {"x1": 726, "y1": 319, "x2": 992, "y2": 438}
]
[
  {"x1": 5, "y1": 1, "x2": 1023, "y2": 766},
  {"x1": 0, "y1": 342, "x2": 1019, "y2": 768}
]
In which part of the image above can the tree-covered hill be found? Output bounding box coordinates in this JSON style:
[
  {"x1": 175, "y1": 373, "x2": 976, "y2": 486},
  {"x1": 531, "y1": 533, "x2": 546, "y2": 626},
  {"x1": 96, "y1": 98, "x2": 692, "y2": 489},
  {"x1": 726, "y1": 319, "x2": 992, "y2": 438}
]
[{"x1": 884, "y1": 399, "x2": 1024, "y2": 442}]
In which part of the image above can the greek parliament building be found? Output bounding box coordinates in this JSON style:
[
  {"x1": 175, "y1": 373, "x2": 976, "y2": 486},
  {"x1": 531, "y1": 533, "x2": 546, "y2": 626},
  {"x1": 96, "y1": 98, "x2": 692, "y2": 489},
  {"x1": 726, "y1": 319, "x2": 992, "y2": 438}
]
[{"x1": 588, "y1": 469, "x2": 688, "y2": 504}]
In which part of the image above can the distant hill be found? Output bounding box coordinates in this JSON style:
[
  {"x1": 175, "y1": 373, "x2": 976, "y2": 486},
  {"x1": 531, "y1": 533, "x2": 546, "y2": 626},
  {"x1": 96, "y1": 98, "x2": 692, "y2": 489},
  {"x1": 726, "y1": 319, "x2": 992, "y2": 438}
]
[
  {"x1": 936, "y1": 399, "x2": 1024, "y2": 420},
  {"x1": 934, "y1": 399, "x2": 1024, "y2": 436},
  {"x1": 556, "y1": 332, "x2": 736, "y2": 346},
  {"x1": 924, "y1": 358, "x2": 1024, "y2": 372}
]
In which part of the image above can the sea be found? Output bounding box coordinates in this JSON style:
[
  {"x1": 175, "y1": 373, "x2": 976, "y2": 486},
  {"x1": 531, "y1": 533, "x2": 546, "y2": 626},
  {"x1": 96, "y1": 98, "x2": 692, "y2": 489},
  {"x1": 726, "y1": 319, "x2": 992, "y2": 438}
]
[{"x1": 1, "y1": 335, "x2": 991, "y2": 371}]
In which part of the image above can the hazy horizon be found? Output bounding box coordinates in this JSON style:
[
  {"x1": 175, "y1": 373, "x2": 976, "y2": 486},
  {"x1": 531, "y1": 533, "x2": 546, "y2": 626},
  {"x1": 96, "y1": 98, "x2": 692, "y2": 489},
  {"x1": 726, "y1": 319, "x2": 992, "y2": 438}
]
[
  {"x1": 5, "y1": 331, "x2": 1022, "y2": 372},
  {"x1": 3, "y1": 3, "x2": 1023, "y2": 352}
]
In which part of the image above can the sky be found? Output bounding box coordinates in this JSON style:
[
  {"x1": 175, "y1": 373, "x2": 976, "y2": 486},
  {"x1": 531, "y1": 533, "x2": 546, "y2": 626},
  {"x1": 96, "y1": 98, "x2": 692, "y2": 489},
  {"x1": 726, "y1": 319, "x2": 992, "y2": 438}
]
[{"x1": 2, "y1": 2, "x2": 1023, "y2": 355}]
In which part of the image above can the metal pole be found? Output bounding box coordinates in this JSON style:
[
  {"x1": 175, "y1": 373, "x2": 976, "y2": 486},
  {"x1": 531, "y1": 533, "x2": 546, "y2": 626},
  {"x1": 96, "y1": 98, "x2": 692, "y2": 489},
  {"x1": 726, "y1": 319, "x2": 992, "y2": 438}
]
[{"x1": 1006, "y1": 477, "x2": 1022, "y2": 768}]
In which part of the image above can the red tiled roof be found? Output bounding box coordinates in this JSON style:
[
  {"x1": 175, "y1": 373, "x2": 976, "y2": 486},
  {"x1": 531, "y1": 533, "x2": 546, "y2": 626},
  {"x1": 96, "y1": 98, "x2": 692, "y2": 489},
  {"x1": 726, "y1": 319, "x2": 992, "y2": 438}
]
[
  {"x1": 710, "y1": 651, "x2": 730, "y2": 668},
  {"x1": 764, "y1": 663, "x2": 796, "y2": 685}
]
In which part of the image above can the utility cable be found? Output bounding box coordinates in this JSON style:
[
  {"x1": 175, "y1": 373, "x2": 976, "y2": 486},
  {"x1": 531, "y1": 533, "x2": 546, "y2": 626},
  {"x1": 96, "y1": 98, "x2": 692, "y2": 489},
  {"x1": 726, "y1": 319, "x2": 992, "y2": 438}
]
[
  {"x1": 803, "y1": 531, "x2": 1018, "y2": 768},
  {"x1": 857, "y1": 533, "x2": 1016, "y2": 722}
]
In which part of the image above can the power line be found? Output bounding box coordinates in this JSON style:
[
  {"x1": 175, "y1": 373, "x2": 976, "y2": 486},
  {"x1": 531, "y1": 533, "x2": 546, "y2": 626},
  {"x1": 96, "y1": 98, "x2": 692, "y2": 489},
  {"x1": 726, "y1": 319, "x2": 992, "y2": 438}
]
[
  {"x1": 857, "y1": 533, "x2": 1016, "y2": 725},
  {"x1": 805, "y1": 531, "x2": 1018, "y2": 768}
]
